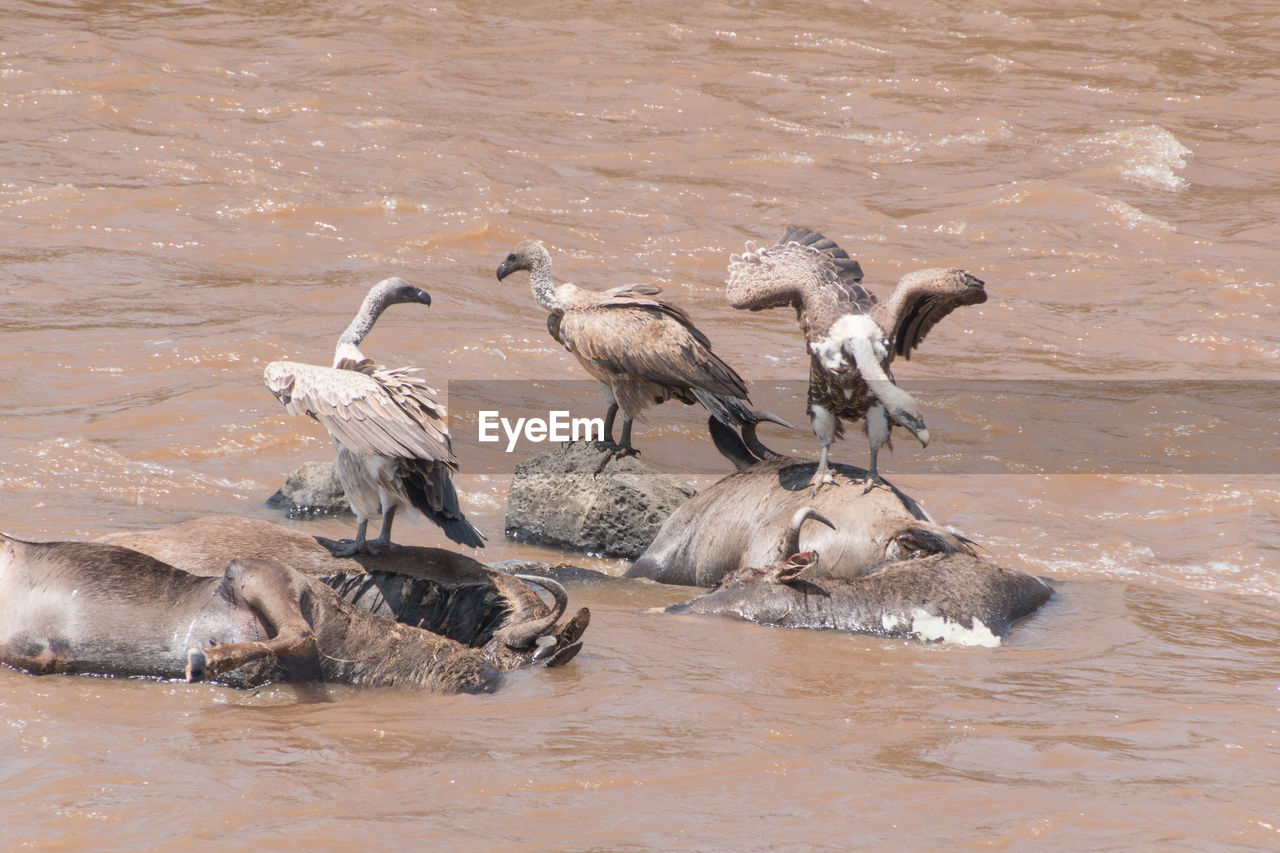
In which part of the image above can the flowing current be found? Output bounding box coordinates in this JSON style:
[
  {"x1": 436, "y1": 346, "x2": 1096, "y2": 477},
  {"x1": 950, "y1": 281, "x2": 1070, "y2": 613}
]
[{"x1": 2, "y1": 1, "x2": 1278, "y2": 849}]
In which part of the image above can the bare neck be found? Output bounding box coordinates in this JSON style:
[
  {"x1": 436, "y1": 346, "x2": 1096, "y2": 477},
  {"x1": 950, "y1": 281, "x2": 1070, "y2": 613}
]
[
  {"x1": 525, "y1": 249, "x2": 562, "y2": 313},
  {"x1": 332, "y1": 289, "x2": 391, "y2": 367}
]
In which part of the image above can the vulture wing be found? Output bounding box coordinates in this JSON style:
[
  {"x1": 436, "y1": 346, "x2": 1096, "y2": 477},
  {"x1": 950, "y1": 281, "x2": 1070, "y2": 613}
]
[
  {"x1": 873, "y1": 269, "x2": 987, "y2": 360},
  {"x1": 727, "y1": 226, "x2": 875, "y2": 315},
  {"x1": 263, "y1": 361, "x2": 456, "y2": 467},
  {"x1": 555, "y1": 303, "x2": 748, "y2": 399}
]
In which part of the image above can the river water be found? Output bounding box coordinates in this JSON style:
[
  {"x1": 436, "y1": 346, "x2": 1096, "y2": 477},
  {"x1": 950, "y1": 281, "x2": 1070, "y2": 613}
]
[{"x1": 2, "y1": 0, "x2": 1278, "y2": 849}]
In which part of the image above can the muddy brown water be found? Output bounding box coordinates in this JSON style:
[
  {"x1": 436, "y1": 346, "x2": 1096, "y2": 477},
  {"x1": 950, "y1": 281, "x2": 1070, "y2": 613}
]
[{"x1": 2, "y1": 1, "x2": 1278, "y2": 849}]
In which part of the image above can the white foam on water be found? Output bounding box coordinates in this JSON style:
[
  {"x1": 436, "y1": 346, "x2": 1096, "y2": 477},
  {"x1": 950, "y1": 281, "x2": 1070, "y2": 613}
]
[{"x1": 1083, "y1": 125, "x2": 1192, "y2": 191}]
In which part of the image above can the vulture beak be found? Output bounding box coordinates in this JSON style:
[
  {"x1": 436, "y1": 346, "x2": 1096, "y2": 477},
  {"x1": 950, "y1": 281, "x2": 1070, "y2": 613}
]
[
  {"x1": 416, "y1": 289, "x2": 432, "y2": 306},
  {"x1": 893, "y1": 412, "x2": 930, "y2": 448},
  {"x1": 496, "y1": 258, "x2": 514, "y2": 282}
]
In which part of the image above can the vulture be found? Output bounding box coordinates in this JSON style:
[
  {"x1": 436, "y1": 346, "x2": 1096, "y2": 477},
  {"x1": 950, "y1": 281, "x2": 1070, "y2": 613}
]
[
  {"x1": 726, "y1": 226, "x2": 987, "y2": 491},
  {"x1": 496, "y1": 240, "x2": 783, "y2": 460},
  {"x1": 263, "y1": 277, "x2": 484, "y2": 556}
]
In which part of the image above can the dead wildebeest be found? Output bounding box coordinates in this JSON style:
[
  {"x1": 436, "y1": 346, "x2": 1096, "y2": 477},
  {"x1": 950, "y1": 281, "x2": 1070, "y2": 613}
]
[
  {"x1": 664, "y1": 504, "x2": 1052, "y2": 643},
  {"x1": 97, "y1": 515, "x2": 590, "y2": 662},
  {"x1": 627, "y1": 420, "x2": 975, "y2": 586},
  {"x1": 0, "y1": 531, "x2": 586, "y2": 690},
  {"x1": 635, "y1": 421, "x2": 1052, "y2": 641}
]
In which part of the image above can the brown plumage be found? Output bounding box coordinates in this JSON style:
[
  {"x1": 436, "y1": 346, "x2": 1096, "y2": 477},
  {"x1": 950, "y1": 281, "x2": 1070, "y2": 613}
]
[
  {"x1": 264, "y1": 277, "x2": 483, "y2": 555},
  {"x1": 726, "y1": 226, "x2": 986, "y2": 490},
  {"x1": 497, "y1": 240, "x2": 770, "y2": 456}
]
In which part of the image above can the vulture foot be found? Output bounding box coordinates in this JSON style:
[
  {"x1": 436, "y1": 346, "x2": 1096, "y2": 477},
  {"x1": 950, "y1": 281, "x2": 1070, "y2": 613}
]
[
  {"x1": 317, "y1": 537, "x2": 366, "y2": 558},
  {"x1": 807, "y1": 469, "x2": 838, "y2": 497},
  {"x1": 861, "y1": 473, "x2": 888, "y2": 495},
  {"x1": 593, "y1": 444, "x2": 639, "y2": 476}
]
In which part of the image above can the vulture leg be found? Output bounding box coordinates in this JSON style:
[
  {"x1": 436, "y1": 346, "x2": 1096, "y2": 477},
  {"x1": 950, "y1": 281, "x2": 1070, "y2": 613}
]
[
  {"x1": 366, "y1": 504, "x2": 398, "y2": 555},
  {"x1": 599, "y1": 402, "x2": 619, "y2": 448},
  {"x1": 807, "y1": 404, "x2": 839, "y2": 495},
  {"x1": 592, "y1": 416, "x2": 639, "y2": 475},
  {"x1": 617, "y1": 418, "x2": 636, "y2": 453},
  {"x1": 322, "y1": 518, "x2": 370, "y2": 558},
  {"x1": 862, "y1": 404, "x2": 891, "y2": 493}
]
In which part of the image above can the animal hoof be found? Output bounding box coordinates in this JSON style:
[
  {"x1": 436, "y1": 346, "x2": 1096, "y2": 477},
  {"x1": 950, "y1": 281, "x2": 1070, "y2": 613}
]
[
  {"x1": 185, "y1": 648, "x2": 208, "y2": 682},
  {"x1": 556, "y1": 607, "x2": 591, "y2": 647},
  {"x1": 530, "y1": 635, "x2": 558, "y2": 663},
  {"x1": 546, "y1": 641, "x2": 582, "y2": 667}
]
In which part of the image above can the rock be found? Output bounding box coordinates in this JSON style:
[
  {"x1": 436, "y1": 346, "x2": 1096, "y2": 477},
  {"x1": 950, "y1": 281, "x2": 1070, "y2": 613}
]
[
  {"x1": 265, "y1": 460, "x2": 352, "y2": 518},
  {"x1": 505, "y1": 442, "x2": 695, "y2": 559}
]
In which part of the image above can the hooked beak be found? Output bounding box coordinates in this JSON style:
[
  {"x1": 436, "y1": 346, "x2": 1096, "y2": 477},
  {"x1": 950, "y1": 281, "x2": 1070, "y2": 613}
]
[
  {"x1": 915, "y1": 427, "x2": 931, "y2": 448},
  {"x1": 416, "y1": 289, "x2": 432, "y2": 306},
  {"x1": 496, "y1": 259, "x2": 514, "y2": 282}
]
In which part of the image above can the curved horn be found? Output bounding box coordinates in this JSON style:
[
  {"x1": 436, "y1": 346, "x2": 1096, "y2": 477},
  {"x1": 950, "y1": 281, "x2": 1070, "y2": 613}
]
[
  {"x1": 501, "y1": 574, "x2": 570, "y2": 649},
  {"x1": 708, "y1": 416, "x2": 758, "y2": 471},
  {"x1": 782, "y1": 507, "x2": 836, "y2": 557},
  {"x1": 750, "y1": 409, "x2": 792, "y2": 430}
]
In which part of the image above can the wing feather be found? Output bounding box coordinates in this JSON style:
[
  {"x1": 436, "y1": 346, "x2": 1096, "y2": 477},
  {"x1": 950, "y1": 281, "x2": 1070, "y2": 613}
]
[
  {"x1": 263, "y1": 361, "x2": 456, "y2": 467},
  {"x1": 872, "y1": 270, "x2": 987, "y2": 360},
  {"x1": 726, "y1": 226, "x2": 874, "y2": 316},
  {"x1": 554, "y1": 305, "x2": 747, "y2": 399}
]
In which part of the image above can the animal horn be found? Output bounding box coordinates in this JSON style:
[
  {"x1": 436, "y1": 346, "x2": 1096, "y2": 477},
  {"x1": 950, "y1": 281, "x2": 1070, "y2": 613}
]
[
  {"x1": 501, "y1": 574, "x2": 570, "y2": 649},
  {"x1": 782, "y1": 507, "x2": 836, "y2": 558},
  {"x1": 740, "y1": 409, "x2": 791, "y2": 461}
]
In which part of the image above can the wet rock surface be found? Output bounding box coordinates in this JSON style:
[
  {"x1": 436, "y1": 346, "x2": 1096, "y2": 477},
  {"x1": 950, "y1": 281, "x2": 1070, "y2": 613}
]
[
  {"x1": 504, "y1": 442, "x2": 695, "y2": 559},
  {"x1": 265, "y1": 460, "x2": 351, "y2": 518}
]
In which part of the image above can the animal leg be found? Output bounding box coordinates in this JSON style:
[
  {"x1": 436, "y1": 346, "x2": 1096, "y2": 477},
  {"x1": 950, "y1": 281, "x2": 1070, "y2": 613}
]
[
  {"x1": 593, "y1": 417, "x2": 639, "y2": 475},
  {"x1": 862, "y1": 404, "x2": 891, "y2": 493},
  {"x1": 185, "y1": 558, "x2": 316, "y2": 682},
  {"x1": 597, "y1": 402, "x2": 619, "y2": 448},
  {"x1": 321, "y1": 518, "x2": 370, "y2": 558},
  {"x1": 807, "y1": 404, "x2": 839, "y2": 494},
  {"x1": 365, "y1": 504, "x2": 398, "y2": 555}
]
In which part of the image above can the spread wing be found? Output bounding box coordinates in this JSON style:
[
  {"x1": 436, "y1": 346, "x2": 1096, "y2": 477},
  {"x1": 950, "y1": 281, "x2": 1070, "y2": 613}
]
[
  {"x1": 727, "y1": 226, "x2": 874, "y2": 315},
  {"x1": 264, "y1": 360, "x2": 456, "y2": 467},
  {"x1": 872, "y1": 269, "x2": 988, "y2": 360},
  {"x1": 554, "y1": 302, "x2": 748, "y2": 399}
]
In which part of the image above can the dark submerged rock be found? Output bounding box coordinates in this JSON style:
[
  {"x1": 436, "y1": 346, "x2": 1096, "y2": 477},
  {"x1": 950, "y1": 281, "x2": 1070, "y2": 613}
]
[{"x1": 505, "y1": 442, "x2": 695, "y2": 559}]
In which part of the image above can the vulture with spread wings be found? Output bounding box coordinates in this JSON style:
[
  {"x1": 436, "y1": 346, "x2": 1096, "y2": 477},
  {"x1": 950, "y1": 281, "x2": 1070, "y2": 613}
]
[
  {"x1": 264, "y1": 277, "x2": 484, "y2": 555},
  {"x1": 726, "y1": 226, "x2": 986, "y2": 491}
]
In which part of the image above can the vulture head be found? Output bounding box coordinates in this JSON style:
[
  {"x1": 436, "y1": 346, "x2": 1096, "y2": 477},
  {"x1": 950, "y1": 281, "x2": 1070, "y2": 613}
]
[{"x1": 496, "y1": 240, "x2": 549, "y2": 282}]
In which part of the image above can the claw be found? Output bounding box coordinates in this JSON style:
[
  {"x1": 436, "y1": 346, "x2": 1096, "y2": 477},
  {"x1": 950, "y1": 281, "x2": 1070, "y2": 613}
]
[{"x1": 318, "y1": 537, "x2": 363, "y2": 558}]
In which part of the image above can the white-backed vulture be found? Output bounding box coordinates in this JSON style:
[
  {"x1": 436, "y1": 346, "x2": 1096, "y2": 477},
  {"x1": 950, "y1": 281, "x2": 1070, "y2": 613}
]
[
  {"x1": 264, "y1": 277, "x2": 484, "y2": 556},
  {"x1": 496, "y1": 240, "x2": 780, "y2": 460},
  {"x1": 726, "y1": 226, "x2": 987, "y2": 490}
]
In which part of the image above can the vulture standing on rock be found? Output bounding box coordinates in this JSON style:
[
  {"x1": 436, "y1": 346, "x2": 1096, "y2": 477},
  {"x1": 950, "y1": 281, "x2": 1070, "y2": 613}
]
[
  {"x1": 496, "y1": 240, "x2": 783, "y2": 460},
  {"x1": 726, "y1": 226, "x2": 987, "y2": 491},
  {"x1": 263, "y1": 277, "x2": 484, "y2": 556}
]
